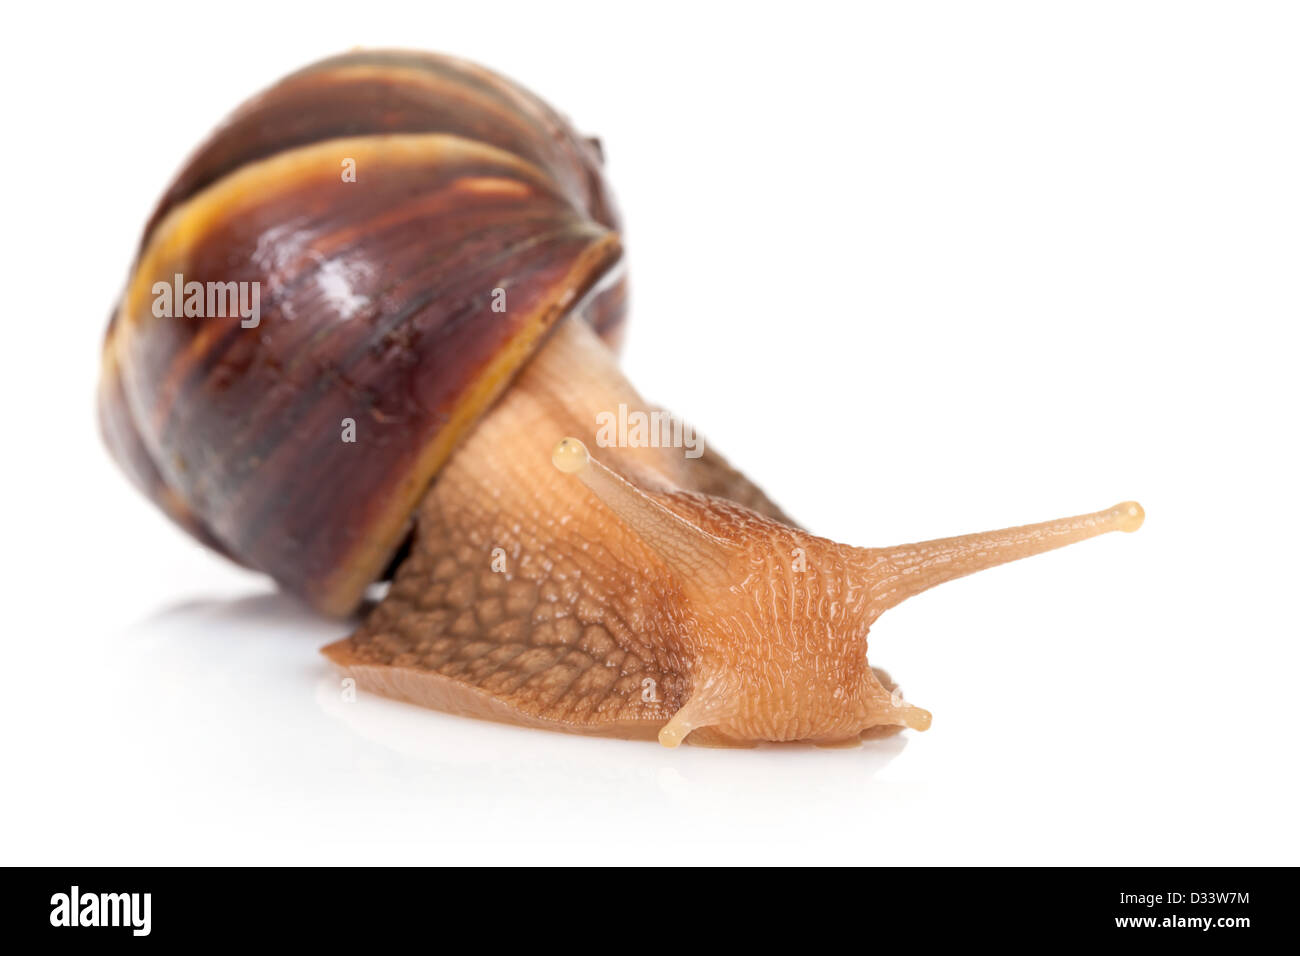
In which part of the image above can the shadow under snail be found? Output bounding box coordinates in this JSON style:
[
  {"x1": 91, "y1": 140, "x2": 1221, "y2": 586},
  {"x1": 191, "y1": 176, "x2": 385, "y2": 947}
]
[{"x1": 98, "y1": 49, "x2": 1144, "y2": 748}]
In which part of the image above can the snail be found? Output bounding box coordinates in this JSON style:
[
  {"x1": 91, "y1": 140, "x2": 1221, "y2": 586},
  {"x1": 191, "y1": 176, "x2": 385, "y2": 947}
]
[{"x1": 99, "y1": 49, "x2": 1144, "y2": 748}]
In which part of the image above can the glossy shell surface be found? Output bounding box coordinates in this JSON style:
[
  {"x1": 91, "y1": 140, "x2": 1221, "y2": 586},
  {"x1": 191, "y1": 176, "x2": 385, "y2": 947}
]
[{"x1": 99, "y1": 51, "x2": 626, "y2": 614}]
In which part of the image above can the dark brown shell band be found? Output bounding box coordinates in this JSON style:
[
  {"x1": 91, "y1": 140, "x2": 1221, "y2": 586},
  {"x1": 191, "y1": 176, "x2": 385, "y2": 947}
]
[{"x1": 101, "y1": 125, "x2": 624, "y2": 614}]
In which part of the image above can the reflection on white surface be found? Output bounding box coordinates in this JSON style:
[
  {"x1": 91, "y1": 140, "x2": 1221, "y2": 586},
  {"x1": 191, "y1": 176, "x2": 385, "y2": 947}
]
[
  {"x1": 8, "y1": 571, "x2": 1295, "y2": 865},
  {"x1": 314, "y1": 669, "x2": 912, "y2": 801},
  {"x1": 44, "y1": 589, "x2": 917, "y2": 865}
]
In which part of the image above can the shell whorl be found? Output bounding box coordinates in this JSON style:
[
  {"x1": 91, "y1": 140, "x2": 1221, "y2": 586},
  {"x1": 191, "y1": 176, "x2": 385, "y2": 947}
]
[{"x1": 98, "y1": 50, "x2": 626, "y2": 615}]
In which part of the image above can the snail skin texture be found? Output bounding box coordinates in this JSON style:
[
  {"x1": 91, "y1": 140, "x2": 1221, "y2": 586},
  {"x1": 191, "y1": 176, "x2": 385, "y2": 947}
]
[{"x1": 99, "y1": 50, "x2": 1143, "y2": 748}]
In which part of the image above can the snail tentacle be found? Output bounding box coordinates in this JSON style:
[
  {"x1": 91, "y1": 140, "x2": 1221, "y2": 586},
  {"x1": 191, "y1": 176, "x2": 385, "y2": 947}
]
[{"x1": 857, "y1": 501, "x2": 1146, "y2": 623}]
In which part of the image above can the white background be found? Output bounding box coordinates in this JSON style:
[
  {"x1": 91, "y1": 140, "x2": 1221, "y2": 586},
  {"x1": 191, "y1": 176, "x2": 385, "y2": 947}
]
[{"x1": 3, "y1": 1, "x2": 1297, "y2": 865}]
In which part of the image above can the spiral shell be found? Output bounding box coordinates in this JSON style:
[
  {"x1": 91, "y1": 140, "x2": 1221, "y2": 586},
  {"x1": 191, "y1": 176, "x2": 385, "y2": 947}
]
[{"x1": 98, "y1": 50, "x2": 626, "y2": 615}]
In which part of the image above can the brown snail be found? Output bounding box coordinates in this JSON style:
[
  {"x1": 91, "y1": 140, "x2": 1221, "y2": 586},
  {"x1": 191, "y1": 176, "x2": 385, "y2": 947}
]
[{"x1": 99, "y1": 49, "x2": 1144, "y2": 747}]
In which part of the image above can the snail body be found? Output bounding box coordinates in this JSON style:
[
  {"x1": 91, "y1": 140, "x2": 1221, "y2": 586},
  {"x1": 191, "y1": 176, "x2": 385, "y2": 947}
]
[{"x1": 99, "y1": 51, "x2": 1143, "y2": 747}]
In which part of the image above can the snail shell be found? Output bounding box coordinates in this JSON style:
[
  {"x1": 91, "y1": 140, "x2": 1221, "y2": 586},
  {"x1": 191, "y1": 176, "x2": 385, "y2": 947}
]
[{"x1": 98, "y1": 50, "x2": 626, "y2": 615}]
